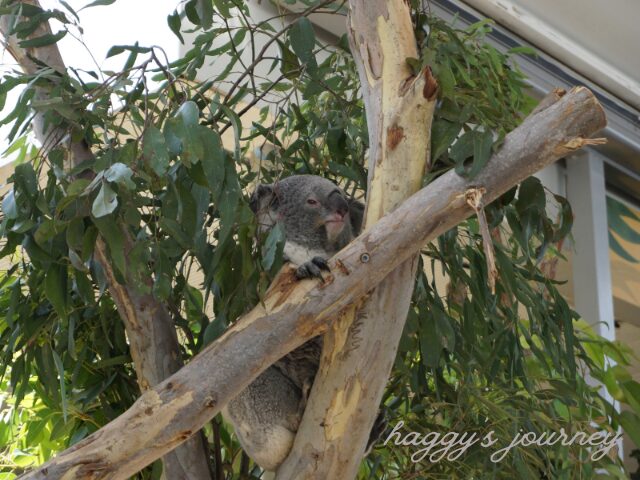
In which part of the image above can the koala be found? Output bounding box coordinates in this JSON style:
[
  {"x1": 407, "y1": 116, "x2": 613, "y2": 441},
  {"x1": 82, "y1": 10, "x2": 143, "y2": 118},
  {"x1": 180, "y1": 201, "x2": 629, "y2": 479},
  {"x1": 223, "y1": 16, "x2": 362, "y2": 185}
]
[{"x1": 222, "y1": 175, "x2": 365, "y2": 471}]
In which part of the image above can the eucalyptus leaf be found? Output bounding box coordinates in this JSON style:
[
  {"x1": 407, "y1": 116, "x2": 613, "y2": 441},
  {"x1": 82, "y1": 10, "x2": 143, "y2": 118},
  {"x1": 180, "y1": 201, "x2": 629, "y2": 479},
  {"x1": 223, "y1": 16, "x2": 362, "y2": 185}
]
[
  {"x1": 289, "y1": 18, "x2": 317, "y2": 73},
  {"x1": 2, "y1": 191, "x2": 18, "y2": 219},
  {"x1": 104, "y1": 163, "x2": 135, "y2": 189},
  {"x1": 143, "y1": 125, "x2": 171, "y2": 177},
  {"x1": 18, "y1": 30, "x2": 66, "y2": 48},
  {"x1": 80, "y1": 0, "x2": 116, "y2": 10},
  {"x1": 167, "y1": 11, "x2": 184, "y2": 43},
  {"x1": 91, "y1": 183, "x2": 118, "y2": 218},
  {"x1": 45, "y1": 265, "x2": 67, "y2": 320},
  {"x1": 261, "y1": 223, "x2": 285, "y2": 272}
]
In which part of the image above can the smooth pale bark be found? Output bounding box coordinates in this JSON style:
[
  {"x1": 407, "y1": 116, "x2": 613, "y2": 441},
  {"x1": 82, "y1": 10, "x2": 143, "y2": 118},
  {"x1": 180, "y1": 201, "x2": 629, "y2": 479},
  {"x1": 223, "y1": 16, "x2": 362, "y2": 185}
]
[
  {"x1": 0, "y1": 4, "x2": 212, "y2": 479},
  {"x1": 277, "y1": 1, "x2": 437, "y2": 477},
  {"x1": 19, "y1": 86, "x2": 606, "y2": 479}
]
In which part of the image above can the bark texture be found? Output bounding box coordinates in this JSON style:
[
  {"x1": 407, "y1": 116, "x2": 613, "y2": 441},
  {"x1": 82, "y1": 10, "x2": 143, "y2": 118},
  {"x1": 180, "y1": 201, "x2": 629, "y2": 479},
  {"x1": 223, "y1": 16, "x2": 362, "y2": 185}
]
[
  {"x1": 0, "y1": 4, "x2": 212, "y2": 479},
  {"x1": 277, "y1": 1, "x2": 437, "y2": 477},
  {"x1": 20, "y1": 86, "x2": 606, "y2": 479}
]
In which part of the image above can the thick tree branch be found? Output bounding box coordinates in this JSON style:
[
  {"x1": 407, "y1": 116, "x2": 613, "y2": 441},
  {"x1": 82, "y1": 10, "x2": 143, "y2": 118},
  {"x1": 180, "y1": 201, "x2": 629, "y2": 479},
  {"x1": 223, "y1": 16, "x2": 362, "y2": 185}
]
[
  {"x1": 0, "y1": 3, "x2": 212, "y2": 479},
  {"x1": 277, "y1": 1, "x2": 437, "y2": 477},
  {"x1": 20, "y1": 86, "x2": 606, "y2": 479}
]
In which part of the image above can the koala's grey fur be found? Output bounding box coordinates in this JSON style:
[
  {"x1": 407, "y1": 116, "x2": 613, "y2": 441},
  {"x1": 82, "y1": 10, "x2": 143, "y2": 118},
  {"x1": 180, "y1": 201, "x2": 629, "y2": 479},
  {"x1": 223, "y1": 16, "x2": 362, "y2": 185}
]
[{"x1": 222, "y1": 175, "x2": 364, "y2": 471}]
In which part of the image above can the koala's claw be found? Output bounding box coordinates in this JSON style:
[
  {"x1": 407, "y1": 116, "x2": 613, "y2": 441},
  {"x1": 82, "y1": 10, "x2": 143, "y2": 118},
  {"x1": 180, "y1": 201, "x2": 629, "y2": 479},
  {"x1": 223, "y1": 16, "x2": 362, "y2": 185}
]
[
  {"x1": 299, "y1": 378, "x2": 313, "y2": 413},
  {"x1": 295, "y1": 256, "x2": 330, "y2": 279}
]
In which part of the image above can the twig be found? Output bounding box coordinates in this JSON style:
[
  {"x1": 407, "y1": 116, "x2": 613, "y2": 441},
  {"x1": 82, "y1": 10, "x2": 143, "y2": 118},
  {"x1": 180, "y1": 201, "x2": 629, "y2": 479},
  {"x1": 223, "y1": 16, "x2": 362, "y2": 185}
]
[{"x1": 213, "y1": 0, "x2": 334, "y2": 123}]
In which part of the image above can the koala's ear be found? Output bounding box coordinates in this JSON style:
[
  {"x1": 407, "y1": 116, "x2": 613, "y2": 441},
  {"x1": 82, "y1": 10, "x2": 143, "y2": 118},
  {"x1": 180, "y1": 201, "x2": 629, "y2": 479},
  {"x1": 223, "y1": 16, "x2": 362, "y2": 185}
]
[
  {"x1": 249, "y1": 183, "x2": 274, "y2": 213},
  {"x1": 348, "y1": 198, "x2": 365, "y2": 235}
]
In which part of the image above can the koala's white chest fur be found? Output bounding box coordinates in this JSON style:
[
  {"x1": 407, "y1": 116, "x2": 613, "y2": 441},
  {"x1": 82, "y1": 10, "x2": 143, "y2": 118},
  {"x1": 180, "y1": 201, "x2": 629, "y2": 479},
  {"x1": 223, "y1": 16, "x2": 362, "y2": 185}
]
[{"x1": 283, "y1": 241, "x2": 328, "y2": 266}]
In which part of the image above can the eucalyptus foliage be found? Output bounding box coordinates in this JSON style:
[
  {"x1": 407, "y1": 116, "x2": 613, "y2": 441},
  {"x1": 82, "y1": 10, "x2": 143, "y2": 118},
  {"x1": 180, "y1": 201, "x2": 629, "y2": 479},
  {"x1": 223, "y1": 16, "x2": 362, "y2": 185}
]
[{"x1": 0, "y1": 1, "x2": 638, "y2": 479}]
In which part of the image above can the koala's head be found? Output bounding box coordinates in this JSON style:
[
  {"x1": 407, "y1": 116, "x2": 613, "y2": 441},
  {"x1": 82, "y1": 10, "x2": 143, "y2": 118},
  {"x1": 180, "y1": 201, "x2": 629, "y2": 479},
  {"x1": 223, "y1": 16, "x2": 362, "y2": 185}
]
[{"x1": 249, "y1": 175, "x2": 363, "y2": 252}]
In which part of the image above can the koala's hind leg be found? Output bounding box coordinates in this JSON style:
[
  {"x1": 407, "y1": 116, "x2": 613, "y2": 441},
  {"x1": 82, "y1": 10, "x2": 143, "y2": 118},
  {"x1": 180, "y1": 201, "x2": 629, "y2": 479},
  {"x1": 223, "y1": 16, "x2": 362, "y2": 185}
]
[{"x1": 224, "y1": 366, "x2": 303, "y2": 472}]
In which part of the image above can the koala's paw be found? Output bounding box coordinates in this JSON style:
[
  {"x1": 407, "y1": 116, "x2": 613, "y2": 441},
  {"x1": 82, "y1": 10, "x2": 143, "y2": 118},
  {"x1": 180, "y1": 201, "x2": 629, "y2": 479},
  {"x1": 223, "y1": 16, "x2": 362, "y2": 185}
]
[{"x1": 295, "y1": 257, "x2": 330, "y2": 279}]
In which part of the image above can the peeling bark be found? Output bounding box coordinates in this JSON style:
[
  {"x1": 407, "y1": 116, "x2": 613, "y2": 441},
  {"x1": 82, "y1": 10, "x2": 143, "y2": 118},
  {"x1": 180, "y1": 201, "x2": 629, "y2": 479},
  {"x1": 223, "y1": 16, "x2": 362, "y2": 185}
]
[
  {"x1": 0, "y1": 4, "x2": 212, "y2": 479},
  {"x1": 277, "y1": 0, "x2": 437, "y2": 477},
  {"x1": 20, "y1": 86, "x2": 606, "y2": 479}
]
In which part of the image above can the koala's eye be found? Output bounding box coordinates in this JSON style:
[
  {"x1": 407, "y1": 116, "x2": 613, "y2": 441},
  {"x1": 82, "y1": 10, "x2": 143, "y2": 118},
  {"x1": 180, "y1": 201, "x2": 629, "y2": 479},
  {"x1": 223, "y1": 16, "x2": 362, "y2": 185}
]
[{"x1": 307, "y1": 198, "x2": 318, "y2": 206}]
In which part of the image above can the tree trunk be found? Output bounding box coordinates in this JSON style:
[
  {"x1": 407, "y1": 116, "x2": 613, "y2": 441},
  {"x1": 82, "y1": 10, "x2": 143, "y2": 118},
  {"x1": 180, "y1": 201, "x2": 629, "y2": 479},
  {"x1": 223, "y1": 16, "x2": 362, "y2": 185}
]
[
  {"x1": 19, "y1": 86, "x2": 606, "y2": 479},
  {"x1": 277, "y1": 1, "x2": 437, "y2": 477},
  {"x1": 0, "y1": 4, "x2": 212, "y2": 479}
]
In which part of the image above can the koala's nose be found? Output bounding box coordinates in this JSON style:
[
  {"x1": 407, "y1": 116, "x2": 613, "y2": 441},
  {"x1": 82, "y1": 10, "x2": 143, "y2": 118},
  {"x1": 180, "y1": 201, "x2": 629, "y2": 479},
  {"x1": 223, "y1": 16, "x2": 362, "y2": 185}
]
[
  {"x1": 331, "y1": 194, "x2": 349, "y2": 219},
  {"x1": 327, "y1": 190, "x2": 348, "y2": 218}
]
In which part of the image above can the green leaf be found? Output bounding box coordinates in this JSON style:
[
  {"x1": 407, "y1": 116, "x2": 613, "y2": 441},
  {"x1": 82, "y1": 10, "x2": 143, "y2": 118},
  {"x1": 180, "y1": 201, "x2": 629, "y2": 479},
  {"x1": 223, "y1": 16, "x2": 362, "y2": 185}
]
[
  {"x1": 261, "y1": 223, "x2": 285, "y2": 272},
  {"x1": 213, "y1": 0, "x2": 231, "y2": 18},
  {"x1": 92, "y1": 182, "x2": 118, "y2": 218},
  {"x1": 45, "y1": 265, "x2": 67, "y2": 320},
  {"x1": 431, "y1": 119, "x2": 462, "y2": 161},
  {"x1": 106, "y1": 45, "x2": 125, "y2": 58},
  {"x1": 450, "y1": 129, "x2": 474, "y2": 166},
  {"x1": 618, "y1": 410, "x2": 640, "y2": 446},
  {"x1": 14, "y1": 162, "x2": 38, "y2": 200},
  {"x1": 516, "y1": 177, "x2": 546, "y2": 213},
  {"x1": 2, "y1": 190, "x2": 18, "y2": 219},
  {"x1": 93, "y1": 217, "x2": 126, "y2": 276},
  {"x1": 289, "y1": 18, "x2": 316, "y2": 71},
  {"x1": 81, "y1": 225, "x2": 98, "y2": 262},
  {"x1": 177, "y1": 100, "x2": 200, "y2": 127},
  {"x1": 420, "y1": 314, "x2": 441, "y2": 368},
  {"x1": 196, "y1": 0, "x2": 214, "y2": 28},
  {"x1": 203, "y1": 318, "x2": 226, "y2": 346},
  {"x1": 68, "y1": 248, "x2": 87, "y2": 272},
  {"x1": 18, "y1": 30, "x2": 67, "y2": 48},
  {"x1": 184, "y1": 0, "x2": 200, "y2": 25},
  {"x1": 163, "y1": 117, "x2": 184, "y2": 156},
  {"x1": 73, "y1": 270, "x2": 95, "y2": 305},
  {"x1": 34, "y1": 218, "x2": 65, "y2": 246},
  {"x1": 164, "y1": 102, "x2": 203, "y2": 164},
  {"x1": 51, "y1": 350, "x2": 68, "y2": 422},
  {"x1": 213, "y1": 102, "x2": 241, "y2": 161},
  {"x1": 159, "y1": 218, "x2": 191, "y2": 249},
  {"x1": 469, "y1": 130, "x2": 493, "y2": 177},
  {"x1": 106, "y1": 44, "x2": 151, "y2": 59},
  {"x1": 167, "y1": 11, "x2": 184, "y2": 43},
  {"x1": 81, "y1": 0, "x2": 116, "y2": 10},
  {"x1": 59, "y1": 0, "x2": 80, "y2": 21},
  {"x1": 278, "y1": 40, "x2": 300, "y2": 80},
  {"x1": 620, "y1": 380, "x2": 640, "y2": 414},
  {"x1": 105, "y1": 163, "x2": 135, "y2": 189},
  {"x1": 185, "y1": 285, "x2": 204, "y2": 324},
  {"x1": 552, "y1": 193, "x2": 573, "y2": 241},
  {"x1": 143, "y1": 126, "x2": 171, "y2": 177},
  {"x1": 198, "y1": 127, "x2": 225, "y2": 196},
  {"x1": 10, "y1": 218, "x2": 35, "y2": 233},
  {"x1": 67, "y1": 178, "x2": 91, "y2": 196},
  {"x1": 69, "y1": 425, "x2": 89, "y2": 445},
  {"x1": 209, "y1": 163, "x2": 240, "y2": 271},
  {"x1": 23, "y1": 235, "x2": 53, "y2": 263}
]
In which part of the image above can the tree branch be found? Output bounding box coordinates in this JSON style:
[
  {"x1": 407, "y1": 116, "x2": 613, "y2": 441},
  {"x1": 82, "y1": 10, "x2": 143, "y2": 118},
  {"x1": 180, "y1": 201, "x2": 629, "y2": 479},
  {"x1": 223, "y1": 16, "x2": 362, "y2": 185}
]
[
  {"x1": 20, "y1": 86, "x2": 606, "y2": 479},
  {"x1": 277, "y1": 1, "x2": 438, "y2": 476}
]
